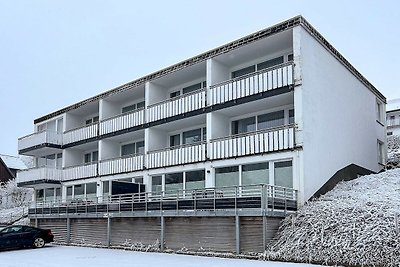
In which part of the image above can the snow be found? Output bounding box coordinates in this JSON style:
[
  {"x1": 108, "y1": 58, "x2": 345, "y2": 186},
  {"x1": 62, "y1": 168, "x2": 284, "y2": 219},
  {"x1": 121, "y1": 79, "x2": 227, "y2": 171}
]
[
  {"x1": 0, "y1": 245, "x2": 321, "y2": 267},
  {"x1": 267, "y1": 169, "x2": 400, "y2": 266},
  {"x1": 0, "y1": 154, "x2": 27, "y2": 171},
  {"x1": 0, "y1": 180, "x2": 32, "y2": 225},
  {"x1": 387, "y1": 135, "x2": 400, "y2": 169}
]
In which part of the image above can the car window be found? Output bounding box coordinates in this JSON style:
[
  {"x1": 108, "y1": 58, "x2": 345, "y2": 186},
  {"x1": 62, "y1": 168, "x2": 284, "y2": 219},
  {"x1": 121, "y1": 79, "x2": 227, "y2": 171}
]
[{"x1": 2, "y1": 226, "x2": 23, "y2": 233}]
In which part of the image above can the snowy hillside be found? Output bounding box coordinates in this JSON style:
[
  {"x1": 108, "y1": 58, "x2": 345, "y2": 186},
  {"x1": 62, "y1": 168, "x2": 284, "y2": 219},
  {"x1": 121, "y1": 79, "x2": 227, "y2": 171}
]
[
  {"x1": 0, "y1": 180, "x2": 32, "y2": 225},
  {"x1": 387, "y1": 135, "x2": 400, "y2": 169},
  {"x1": 267, "y1": 169, "x2": 400, "y2": 266}
]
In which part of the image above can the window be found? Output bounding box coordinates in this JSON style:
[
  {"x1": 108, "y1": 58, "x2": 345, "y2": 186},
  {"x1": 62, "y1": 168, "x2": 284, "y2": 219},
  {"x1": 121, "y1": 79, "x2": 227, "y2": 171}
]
[
  {"x1": 137, "y1": 101, "x2": 145, "y2": 109},
  {"x1": 215, "y1": 166, "x2": 239, "y2": 187},
  {"x1": 289, "y1": 109, "x2": 295, "y2": 124},
  {"x1": 55, "y1": 188, "x2": 61, "y2": 200},
  {"x1": 165, "y1": 173, "x2": 183, "y2": 192},
  {"x1": 170, "y1": 91, "x2": 181, "y2": 98},
  {"x1": 152, "y1": 176, "x2": 162, "y2": 193},
  {"x1": 376, "y1": 101, "x2": 383, "y2": 122},
  {"x1": 377, "y1": 141, "x2": 384, "y2": 164},
  {"x1": 256, "y1": 56, "x2": 284, "y2": 71},
  {"x1": 84, "y1": 151, "x2": 98, "y2": 164},
  {"x1": 86, "y1": 183, "x2": 97, "y2": 199},
  {"x1": 103, "y1": 181, "x2": 109, "y2": 196},
  {"x1": 232, "y1": 65, "x2": 255, "y2": 79},
  {"x1": 232, "y1": 117, "x2": 256, "y2": 134},
  {"x1": 258, "y1": 110, "x2": 285, "y2": 130},
  {"x1": 122, "y1": 101, "x2": 145, "y2": 114},
  {"x1": 134, "y1": 177, "x2": 143, "y2": 184},
  {"x1": 274, "y1": 161, "x2": 293, "y2": 188},
  {"x1": 85, "y1": 116, "x2": 99, "y2": 125},
  {"x1": 67, "y1": 186, "x2": 73, "y2": 200},
  {"x1": 121, "y1": 143, "x2": 135, "y2": 156},
  {"x1": 45, "y1": 188, "x2": 54, "y2": 202},
  {"x1": 182, "y1": 129, "x2": 202, "y2": 144},
  {"x1": 182, "y1": 82, "x2": 202, "y2": 94},
  {"x1": 56, "y1": 153, "x2": 62, "y2": 168},
  {"x1": 288, "y1": 54, "x2": 294, "y2": 61},
  {"x1": 387, "y1": 132, "x2": 393, "y2": 136},
  {"x1": 36, "y1": 189, "x2": 44, "y2": 202},
  {"x1": 170, "y1": 134, "x2": 180, "y2": 147},
  {"x1": 242, "y1": 163, "x2": 269, "y2": 185},
  {"x1": 186, "y1": 170, "x2": 205, "y2": 190},
  {"x1": 74, "y1": 185, "x2": 84, "y2": 199}
]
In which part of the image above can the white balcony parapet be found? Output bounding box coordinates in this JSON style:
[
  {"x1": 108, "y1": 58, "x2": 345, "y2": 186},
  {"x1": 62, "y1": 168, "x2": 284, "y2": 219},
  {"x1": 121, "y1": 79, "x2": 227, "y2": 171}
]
[
  {"x1": 16, "y1": 167, "x2": 63, "y2": 184},
  {"x1": 209, "y1": 62, "x2": 294, "y2": 106},
  {"x1": 99, "y1": 154, "x2": 144, "y2": 176},
  {"x1": 147, "y1": 141, "x2": 206, "y2": 169},
  {"x1": 147, "y1": 88, "x2": 206, "y2": 123},
  {"x1": 18, "y1": 130, "x2": 63, "y2": 151},
  {"x1": 387, "y1": 118, "x2": 400, "y2": 127},
  {"x1": 63, "y1": 163, "x2": 97, "y2": 181},
  {"x1": 63, "y1": 123, "x2": 98, "y2": 145},
  {"x1": 209, "y1": 124, "x2": 295, "y2": 160},
  {"x1": 99, "y1": 109, "x2": 145, "y2": 136}
]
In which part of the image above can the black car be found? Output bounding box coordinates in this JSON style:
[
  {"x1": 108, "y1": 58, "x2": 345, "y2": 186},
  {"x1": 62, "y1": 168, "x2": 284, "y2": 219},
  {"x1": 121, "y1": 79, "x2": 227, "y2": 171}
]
[{"x1": 0, "y1": 225, "x2": 54, "y2": 250}]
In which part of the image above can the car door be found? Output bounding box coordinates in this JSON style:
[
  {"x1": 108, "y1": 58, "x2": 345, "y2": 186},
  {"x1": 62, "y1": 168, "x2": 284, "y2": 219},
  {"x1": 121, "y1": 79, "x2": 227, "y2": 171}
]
[
  {"x1": 19, "y1": 226, "x2": 36, "y2": 247},
  {"x1": 0, "y1": 227, "x2": 21, "y2": 248}
]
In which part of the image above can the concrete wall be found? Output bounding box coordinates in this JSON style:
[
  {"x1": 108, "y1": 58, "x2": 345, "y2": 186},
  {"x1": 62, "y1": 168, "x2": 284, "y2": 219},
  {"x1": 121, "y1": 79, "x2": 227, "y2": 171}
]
[{"x1": 296, "y1": 26, "x2": 385, "y2": 201}]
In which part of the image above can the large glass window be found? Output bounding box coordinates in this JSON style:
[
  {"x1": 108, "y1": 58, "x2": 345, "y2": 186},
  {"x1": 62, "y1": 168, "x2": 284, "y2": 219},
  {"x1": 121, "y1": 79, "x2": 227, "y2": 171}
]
[
  {"x1": 103, "y1": 181, "x2": 109, "y2": 196},
  {"x1": 45, "y1": 188, "x2": 54, "y2": 202},
  {"x1": 165, "y1": 173, "x2": 183, "y2": 192},
  {"x1": 66, "y1": 186, "x2": 73, "y2": 200},
  {"x1": 186, "y1": 170, "x2": 205, "y2": 190},
  {"x1": 74, "y1": 184, "x2": 84, "y2": 199},
  {"x1": 274, "y1": 161, "x2": 293, "y2": 188},
  {"x1": 84, "y1": 151, "x2": 98, "y2": 164},
  {"x1": 121, "y1": 143, "x2": 135, "y2": 156},
  {"x1": 122, "y1": 104, "x2": 136, "y2": 114},
  {"x1": 36, "y1": 189, "x2": 44, "y2": 202},
  {"x1": 170, "y1": 91, "x2": 181, "y2": 98},
  {"x1": 256, "y1": 56, "x2": 284, "y2": 71},
  {"x1": 242, "y1": 163, "x2": 269, "y2": 185},
  {"x1": 232, "y1": 117, "x2": 256, "y2": 134},
  {"x1": 152, "y1": 176, "x2": 162, "y2": 193},
  {"x1": 136, "y1": 141, "x2": 144, "y2": 154},
  {"x1": 86, "y1": 183, "x2": 97, "y2": 199},
  {"x1": 215, "y1": 166, "x2": 239, "y2": 187},
  {"x1": 55, "y1": 188, "x2": 61, "y2": 201},
  {"x1": 232, "y1": 65, "x2": 256, "y2": 79},
  {"x1": 289, "y1": 109, "x2": 295, "y2": 124},
  {"x1": 170, "y1": 134, "x2": 180, "y2": 147},
  {"x1": 182, "y1": 82, "x2": 202, "y2": 94},
  {"x1": 258, "y1": 110, "x2": 285, "y2": 130},
  {"x1": 182, "y1": 129, "x2": 202, "y2": 144}
]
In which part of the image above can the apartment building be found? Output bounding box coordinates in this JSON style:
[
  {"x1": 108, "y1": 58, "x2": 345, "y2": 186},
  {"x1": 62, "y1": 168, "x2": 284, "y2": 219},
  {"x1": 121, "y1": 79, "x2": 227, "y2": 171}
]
[
  {"x1": 16, "y1": 16, "x2": 386, "y2": 253},
  {"x1": 387, "y1": 99, "x2": 400, "y2": 137}
]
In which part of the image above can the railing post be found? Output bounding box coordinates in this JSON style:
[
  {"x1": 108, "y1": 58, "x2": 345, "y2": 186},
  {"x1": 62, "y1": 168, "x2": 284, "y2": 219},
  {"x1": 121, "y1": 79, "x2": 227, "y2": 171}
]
[
  {"x1": 284, "y1": 188, "x2": 287, "y2": 215},
  {"x1": 235, "y1": 215, "x2": 240, "y2": 254},
  {"x1": 160, "y1": 215, "x2": 165, "y2": 251},
  {"x1": 261, "y1": 184, "x2": 266, "y2": 216},
  {"x1": 107, "y1": 216, "x2": 111, "y2": 248}
]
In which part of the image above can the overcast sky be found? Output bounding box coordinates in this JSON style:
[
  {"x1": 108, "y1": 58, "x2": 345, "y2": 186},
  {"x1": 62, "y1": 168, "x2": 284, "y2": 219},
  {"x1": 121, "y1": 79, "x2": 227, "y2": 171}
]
[{"x1": 0, "y1": 0, "x2": 399, "y2": 156}]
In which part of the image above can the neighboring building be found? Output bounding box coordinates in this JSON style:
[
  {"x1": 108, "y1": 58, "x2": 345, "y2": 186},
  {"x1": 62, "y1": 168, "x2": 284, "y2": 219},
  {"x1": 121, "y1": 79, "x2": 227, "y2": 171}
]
[
  {"x1": 16, "y1": 16, "x2": 386, "y2": 253},
  {"x1": 387, "y1": 98, "x2": 400, "y2": 137},
  {"x1": 0, "y1": 154, "x2": 27, "y2": 183}
]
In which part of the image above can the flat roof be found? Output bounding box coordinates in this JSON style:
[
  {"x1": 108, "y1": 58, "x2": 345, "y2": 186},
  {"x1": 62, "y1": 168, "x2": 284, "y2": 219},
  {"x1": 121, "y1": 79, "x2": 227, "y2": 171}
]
[{"x1": 34, "y1": 15, "x2": 386, "y2": 124}]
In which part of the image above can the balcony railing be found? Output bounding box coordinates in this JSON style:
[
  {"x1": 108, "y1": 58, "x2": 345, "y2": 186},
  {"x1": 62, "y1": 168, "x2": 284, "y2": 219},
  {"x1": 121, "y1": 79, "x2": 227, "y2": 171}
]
[
  {"x1": 209, "y1": 62, "x2": 294, "y2": 106},
  {"x1": 147, "y1": 141, "x2": 206, "y2": 169},
  {"x1": 147, "y1": 88, "x2": 206, "y2": 123},
  {"x1": 99, "y1": 154, "x2": 144, "y2": 176},
  {"x1": 387, "y1": 118, "x2": 400, "y2": 127},
  {"x1": 209, "y1": 124, "x2": 295, "y2": 160},
  {"x1": 63, "y1": 163, "x2": 97, "y2": 181},
  {"x1": 99, "y1": 109, "x2": 145, "y2": 136},
  {"x1": 30, "y1": 184, "x2": 298, "y2": 217},
  {"x1": 16, "y1": 167, "x2": 63, "y2": 184},
  {"x1": 63, "y1": 123, "x2": 98, "y2": 145},
  {"x1": 18, "y1": 130, "x2": 63, "y2": 151}
]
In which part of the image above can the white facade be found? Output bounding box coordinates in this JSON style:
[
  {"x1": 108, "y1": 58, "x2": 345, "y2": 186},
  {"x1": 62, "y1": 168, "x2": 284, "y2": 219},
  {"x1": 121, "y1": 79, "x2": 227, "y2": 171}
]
[{"x1": 17, "y1": 16, "x2": 386, "y2": 206}]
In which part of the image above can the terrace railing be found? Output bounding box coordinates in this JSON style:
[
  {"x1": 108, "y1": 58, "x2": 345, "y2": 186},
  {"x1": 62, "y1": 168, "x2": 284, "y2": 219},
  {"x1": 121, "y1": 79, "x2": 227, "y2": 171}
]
[
  {"x1": 99, "y1": 154, "x2": 144, "y2": 176},
  {"x1": 99, "y1": 109, "x2": 145, "y2": 135}
]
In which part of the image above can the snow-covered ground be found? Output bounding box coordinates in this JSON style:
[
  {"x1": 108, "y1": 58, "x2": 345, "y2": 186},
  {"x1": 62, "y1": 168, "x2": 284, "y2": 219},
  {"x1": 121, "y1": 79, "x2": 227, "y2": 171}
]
[
  {"x1": 0, "y1": 245, "x2": 321, "y2": 267},
  {"x1": 387, "y1": 135, "x2": 400, "y2": 169},
  {"x1": 267, "y1": 169, "x2": 400, "y2": 266}
]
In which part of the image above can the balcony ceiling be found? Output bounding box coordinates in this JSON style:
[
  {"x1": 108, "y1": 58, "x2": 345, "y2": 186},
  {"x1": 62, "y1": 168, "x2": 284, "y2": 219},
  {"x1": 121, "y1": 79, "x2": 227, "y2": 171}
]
[
  {"x1": 152, "y1": 114, "x2": 207, "y2": 132},
  {"x1": 151, "y1": 61, "x2": 206, "y2": 88},
  {"x1": 215, "y1": 29, "x2": 293, "y2": 68},
  {"x1": 67, "y1": 100, "x2": 99, "y2": 116},
  {"x1": 104, "y1": 129, "x2": 145, "y2": 143},
  {"x1": 105, "y1": 84, "x2": 145, "y2": 103}
]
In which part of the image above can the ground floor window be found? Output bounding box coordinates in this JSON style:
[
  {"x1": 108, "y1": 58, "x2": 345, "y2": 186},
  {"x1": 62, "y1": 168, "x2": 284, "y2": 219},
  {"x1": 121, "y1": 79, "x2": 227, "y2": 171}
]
[
  {"x1": 36, "y1": 187, "x2": 61, "y2": 203},
  {"x1": 151, "y1": 170, "x2": 206, "y2": 192},
  {"x1": 242, "y1": 162, "x2": 269, "y2": 185},
  {"x1": 152, "y1": 176, "x2": 162, "y2": 193},
  {"x1": 215, "y1": 166, "x2": 239, "y2": 187},
  {"x1": 165, "y1": 173, "x2": 183, "y2": 192},
  {"x1": 85, "y1": 183, "x2": 97, "y2": 199},
  {"x1": 274, "y1": 161, "x2": 293, "y2": 188},
  {"x1": 185, "y1": 170, "x2": 205, "y2": 190}
]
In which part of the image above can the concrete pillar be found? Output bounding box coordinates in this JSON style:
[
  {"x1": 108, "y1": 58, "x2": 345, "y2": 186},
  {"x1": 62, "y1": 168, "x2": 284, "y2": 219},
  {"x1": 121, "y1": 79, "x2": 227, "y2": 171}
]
[
  {"x1": 107, "y1": 216, "x2": 111, "y2": 248},
  {"x1": 66, "y1": 218, "x2": 71, "y2": 244},
  {"x1": 262, "y1": 216, "x2": 267, "y2": 252},
  {"x1": 160, "y1": 216, "x2": 165, "y2": 251}
]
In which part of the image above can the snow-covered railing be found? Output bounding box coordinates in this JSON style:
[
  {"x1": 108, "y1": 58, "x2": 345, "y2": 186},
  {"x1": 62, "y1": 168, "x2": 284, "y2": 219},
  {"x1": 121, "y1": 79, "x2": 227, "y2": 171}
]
[
  {"x1": 63, "y1": 123, "x2": 98, "y2": 145},
  {"x1": 147, "y1": 88, "x2": 206, "y2": 123},
  {"x1": 98, "y1": 154, "x2": 144, "y2": 176},
  {"x1": 18, "y1": 130, "x2": 63, "y2": 151},
  {"x1": 29, "y1": 184, "x2": 298, "y2": 217},
  {"x1": 63, "y1": 163, "x2": 97, "y2": 181},
  {"x1": 209, "y1": 124, "x2": 295, "y2": 160},
  {"x1": 209, "y1": 62, "x2": 294, "y2": 105},
  {"x1": 16, "y1": 167, "x2": 63, "y2": 184},
  {"x1": 147, "y1": 141, "x2": 206, "y2": 169},
  {"x1": 99, "y1": 109, "x2": 145, "y2": 135}
]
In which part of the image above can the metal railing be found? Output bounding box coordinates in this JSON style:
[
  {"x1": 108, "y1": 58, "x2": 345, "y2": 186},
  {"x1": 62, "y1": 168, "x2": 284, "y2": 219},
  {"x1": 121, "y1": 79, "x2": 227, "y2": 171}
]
[
  {"x1": 387, "y1": 117, "x2": 400, "y2": 127},
  {"x1": 18, "y1": 130, "x2": 63, "y2": 151},
  {"x1": 99, "y1": 108, "x2": 145, "y2": 135},
  {"x1": 30, "y1": 184, "x2": 298, "y2": 216},
  {"x1": 209, "y1": 62, "x2": 294, "y2": 105},
  {"x1": 63, "y1": 122, "x2": 98, "y2": 144},
  {"x1": 99, "y1": 154, "x2": 144, "y2": 176},
  {"x1": 147, "y1": 141, "x2": 207, "y2": 168},
  {"x1": 16, "y1": 167, "x2": 63, "y2": 184},
  {"x1": 147, "y1": 88, "x2": 207, "y2": 123},
  {"x1": 209, "y1": 124, "x2": 295, "y2": 160},
  {"x1": 63, "y1": 163, "x2": 98, "y2": 181}
]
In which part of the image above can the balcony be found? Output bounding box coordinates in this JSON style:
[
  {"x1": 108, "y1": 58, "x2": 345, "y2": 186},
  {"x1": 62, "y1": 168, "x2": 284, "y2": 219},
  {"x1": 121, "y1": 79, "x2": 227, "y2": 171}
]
[
  {"x1": 16, "y1": 167, "x2": 63, "y2": 186},
  {"x1": 18, "y1": 130, "x2": 62, "y2": 155},
  {"x1": 147, "y1": 141, "x2": 206, "y2": 169},
  {"x1": 63, "y1": 163, "x2": 97, "y2": 181},
  {"x1": 29, "y1": 184, "x2": 298, "y2": 217},
  {"x1": 209, "y1": 124, "x2": 295, "y2": 160},
  {"x1": 209, "y1": 62, "x2": 294, "y2": 106},
  {"x1": 63, "y1": 123, "x2": 98, "y2": 145},
  {"x1": 388, "y1": 118, "x2": 400, "y2": 127},
  {"x1": 99, "y1": 154, "x2": 144, "y2": 176},
  {"x1": 99, "y1": 109, "x2": 145, "y2": 136},
  {"x1": 147, "y1": 88, "x2": 206, "y2": 123}
]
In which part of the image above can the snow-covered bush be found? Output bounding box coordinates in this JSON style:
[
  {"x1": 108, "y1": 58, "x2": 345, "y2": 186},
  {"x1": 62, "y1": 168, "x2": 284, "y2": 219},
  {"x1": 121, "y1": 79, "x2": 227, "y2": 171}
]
[
  {"x1": 0, "y1": 179, "x2": 33, "y2": 209},
  {"x1": 266, "y1": 169, "x2": 400, "y2": 266},
  {"x1": 387, "y1": 135, "x2": 400, "y2": 169}
]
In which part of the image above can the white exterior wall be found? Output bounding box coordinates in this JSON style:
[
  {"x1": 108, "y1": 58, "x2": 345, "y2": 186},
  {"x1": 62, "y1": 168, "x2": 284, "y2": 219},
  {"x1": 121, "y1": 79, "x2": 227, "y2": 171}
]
[
  {"x1": 99, "y1": 139, "x2": 119, "y2": 160},
  {"x1": 296, "y1": 26, "x2": 385, "y2": 201},
  {"x1": 99, "y1": 99, "x2": 120, "y2": 120}
]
